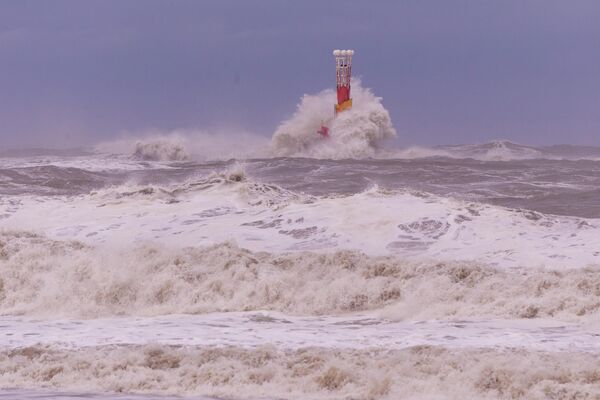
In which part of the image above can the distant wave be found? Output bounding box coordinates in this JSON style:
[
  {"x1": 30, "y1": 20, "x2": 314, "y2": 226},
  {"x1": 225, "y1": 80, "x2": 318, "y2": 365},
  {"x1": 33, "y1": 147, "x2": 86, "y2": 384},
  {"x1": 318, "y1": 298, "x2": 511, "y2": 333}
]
[
  {"x1": 396, "y1": 140, "x2": 600, "y2": 161},
  {"x1": 115, "y1": 135, "x2": 600, "y2": 163},
  {"x1": 94, "y1": 131, "x2": 269, "y2": 162},
  {"x1": 433, "y1": 140, "x2": 544, "y2": 161},
  {"x1": 4, "y1": 137, "x2": 600, "y2": 164},
  {"x1": 132, "y1": 138, "x2": 189, "y2": 161}
]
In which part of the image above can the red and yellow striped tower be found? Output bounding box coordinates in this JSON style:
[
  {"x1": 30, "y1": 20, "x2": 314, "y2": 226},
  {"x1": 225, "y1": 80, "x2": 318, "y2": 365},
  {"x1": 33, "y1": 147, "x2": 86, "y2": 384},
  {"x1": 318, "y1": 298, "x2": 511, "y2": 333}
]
[{"x1": 333, "y1": 49, "x2": 355, "y2": 114}]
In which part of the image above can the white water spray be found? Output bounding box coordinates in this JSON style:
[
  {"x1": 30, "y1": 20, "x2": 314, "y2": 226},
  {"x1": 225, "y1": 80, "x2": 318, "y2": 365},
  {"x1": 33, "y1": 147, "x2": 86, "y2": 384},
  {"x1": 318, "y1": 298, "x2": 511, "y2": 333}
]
[{"x1": 271, "y1": 80, "x2": 396, "y2": 158}]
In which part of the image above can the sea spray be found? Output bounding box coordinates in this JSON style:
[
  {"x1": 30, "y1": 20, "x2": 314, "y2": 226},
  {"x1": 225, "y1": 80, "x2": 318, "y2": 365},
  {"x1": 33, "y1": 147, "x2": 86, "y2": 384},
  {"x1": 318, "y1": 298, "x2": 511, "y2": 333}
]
[
  {"x1": 132, "y1": 136, "x2": 190, "y2": 161},
  {"x1": 95, "y1": 131, "x2": 269, "y2": 162},
  {"x1": 271, "y1": 80, "x2": 396, "y2": 158}
]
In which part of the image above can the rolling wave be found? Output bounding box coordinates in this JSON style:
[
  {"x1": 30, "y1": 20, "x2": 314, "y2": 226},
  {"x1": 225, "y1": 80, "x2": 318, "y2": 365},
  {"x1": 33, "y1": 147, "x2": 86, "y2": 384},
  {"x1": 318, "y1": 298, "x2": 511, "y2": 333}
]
[
  {"x1": 1, "y1": 344, "x2": 598, "y2": 399},
  {"x1": 2, "y1": 170, "x2": 599, "y2": 268},
  {"x1": 1, "y1": 230, "x2": 599, "y2": 319}
]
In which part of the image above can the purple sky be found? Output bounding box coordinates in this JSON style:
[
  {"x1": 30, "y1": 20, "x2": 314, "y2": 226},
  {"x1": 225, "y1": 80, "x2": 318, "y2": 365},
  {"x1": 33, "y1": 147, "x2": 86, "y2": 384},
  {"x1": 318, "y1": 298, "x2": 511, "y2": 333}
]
[{"x1": 1, "y1": 0, "x2": 600, "y2": 148}]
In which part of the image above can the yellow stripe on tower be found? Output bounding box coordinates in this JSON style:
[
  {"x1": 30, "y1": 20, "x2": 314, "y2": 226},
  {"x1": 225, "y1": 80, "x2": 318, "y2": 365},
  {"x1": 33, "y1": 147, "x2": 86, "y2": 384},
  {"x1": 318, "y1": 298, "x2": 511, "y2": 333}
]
[{"x1": 335, "y1": 99, "x2": 353, "y2": 113}]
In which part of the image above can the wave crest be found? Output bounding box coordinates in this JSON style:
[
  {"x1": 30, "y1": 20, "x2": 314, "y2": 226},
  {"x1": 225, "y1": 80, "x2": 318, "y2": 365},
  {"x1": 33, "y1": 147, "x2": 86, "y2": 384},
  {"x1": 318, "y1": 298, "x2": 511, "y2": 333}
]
[
  {"x1": 87, "y1": 164, "x2": 306, "y2": 208},
  {"x1": 1, "y1": 231, "x2": 599, "y2": 319},
  {"x1": 132, "y1": 137, "x2": 189, "y2": 161}
]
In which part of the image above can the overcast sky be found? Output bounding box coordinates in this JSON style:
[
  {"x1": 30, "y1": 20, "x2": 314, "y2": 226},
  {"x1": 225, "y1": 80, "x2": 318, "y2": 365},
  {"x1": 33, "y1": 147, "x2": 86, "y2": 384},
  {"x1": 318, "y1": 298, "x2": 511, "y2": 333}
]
[{"x1": 1, "y1": 0, "x2": 600, "y2": 148}]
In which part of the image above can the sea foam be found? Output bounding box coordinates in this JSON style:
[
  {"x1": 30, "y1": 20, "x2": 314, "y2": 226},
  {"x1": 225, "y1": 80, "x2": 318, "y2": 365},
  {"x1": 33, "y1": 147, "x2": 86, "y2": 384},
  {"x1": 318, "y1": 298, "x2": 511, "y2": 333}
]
[
  {"x1": 1, "y1": 231, "x2": 599, "y2": 320},
  {"x1": 1, "y1": 344, "x2": 598, "y2": 399}
]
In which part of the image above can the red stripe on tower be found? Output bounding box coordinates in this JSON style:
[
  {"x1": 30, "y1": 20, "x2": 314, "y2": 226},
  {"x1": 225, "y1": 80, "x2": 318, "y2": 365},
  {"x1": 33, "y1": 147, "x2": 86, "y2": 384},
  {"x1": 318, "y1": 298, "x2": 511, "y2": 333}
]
[{"x1": 333, "y1": 49, "x2": 354, "y2": 114}]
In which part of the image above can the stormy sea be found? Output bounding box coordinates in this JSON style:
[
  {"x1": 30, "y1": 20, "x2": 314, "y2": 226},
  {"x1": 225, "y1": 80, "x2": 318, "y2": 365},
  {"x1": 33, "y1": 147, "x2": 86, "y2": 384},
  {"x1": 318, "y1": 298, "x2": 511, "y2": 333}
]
[{"x1": 1, "y1": 85, "x2": 600, "y2": 399}]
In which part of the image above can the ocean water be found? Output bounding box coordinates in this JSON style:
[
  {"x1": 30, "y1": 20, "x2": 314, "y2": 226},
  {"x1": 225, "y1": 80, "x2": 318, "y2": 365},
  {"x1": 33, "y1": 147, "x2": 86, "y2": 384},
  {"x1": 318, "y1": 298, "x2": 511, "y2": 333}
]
[
  {"x1": 2, "y1": 83, "x2": 600, "y2": 399},
  {"x1": 1, "y1": 139, "x2": 600, "y2": 400}
]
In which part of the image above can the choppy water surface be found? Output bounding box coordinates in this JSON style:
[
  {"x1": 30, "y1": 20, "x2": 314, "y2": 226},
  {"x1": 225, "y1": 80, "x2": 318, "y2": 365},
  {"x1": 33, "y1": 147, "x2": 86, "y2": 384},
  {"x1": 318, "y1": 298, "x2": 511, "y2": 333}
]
[
  {"x1": 1, "y1": 141, "x2": 600, "y2": 399},
  {"x1": 3, "y1": 149, "x2": 600, "y2": 218},
  {"x1": 3, "y1": 313, "x2": 600, "y2": 352}
]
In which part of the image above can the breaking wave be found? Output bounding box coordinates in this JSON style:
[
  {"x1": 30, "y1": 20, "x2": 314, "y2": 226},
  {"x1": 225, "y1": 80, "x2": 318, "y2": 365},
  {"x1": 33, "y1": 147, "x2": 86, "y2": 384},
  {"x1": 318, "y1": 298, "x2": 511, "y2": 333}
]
[
  {"x1": 1, "y1": 231, "x2": 599, "y2": 319},
  {"x1": 89, "y1": 121, "x2": 600, "y2": 163},
  {"x1": 132, "y1": 138, "x2": 189, "y2": 162},
  {"x1": 87, "y1": 163, "x2": 307, "y2": 208},
  {"x1": 434, "y1": 140, "x2": 544, "y2": 161},
  {"x1": 2, "y1": 344, "x2": 599, "y2": 399},
  {"x1": 395, "y1": 140, "x2": 600, "y2": 162},
  {"x1": 270, "y1": 80, "x2": 396, "y2": 159},
  {"x1": 94, "y1": 134, "x2": 190, "y2": 162}
]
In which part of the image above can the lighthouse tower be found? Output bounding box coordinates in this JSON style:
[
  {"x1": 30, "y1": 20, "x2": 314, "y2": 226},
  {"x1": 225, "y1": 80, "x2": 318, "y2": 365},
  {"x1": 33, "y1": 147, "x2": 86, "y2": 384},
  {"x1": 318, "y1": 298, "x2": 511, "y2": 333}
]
[
  {"x1": 333, "y1": 49, "x2": 354, "y2": 114},
  {"x1": 317, "y1": 49, "x2": 356, "y2": 137}
]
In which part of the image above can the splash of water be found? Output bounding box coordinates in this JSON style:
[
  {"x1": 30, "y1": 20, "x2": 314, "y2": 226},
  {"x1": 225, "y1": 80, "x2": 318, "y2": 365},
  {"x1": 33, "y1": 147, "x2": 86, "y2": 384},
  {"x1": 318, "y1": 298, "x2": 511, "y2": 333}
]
[
  {"x1": 95, "y1": 131, "x2": 269, "y2": 162},
  {"x1": 132, "y1": 137, "x2": 189, "y2": 162},
  {"x1": 271, "y1": 80, "x2": 396, "y2": 159}
]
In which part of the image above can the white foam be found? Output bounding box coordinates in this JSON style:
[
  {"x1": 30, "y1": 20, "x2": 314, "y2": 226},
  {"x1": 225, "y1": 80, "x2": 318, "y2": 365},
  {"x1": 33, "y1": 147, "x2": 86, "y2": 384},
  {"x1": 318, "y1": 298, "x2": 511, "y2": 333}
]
[
  {"x1": 1, "y1": 344, "x2": 599, "y2": 399},
  {"x1": 1, "y1": 228, "x2": 600, "y2": 320},
  {"x1": 2, "y1": 176, "x2": 599, "y2": 269}
]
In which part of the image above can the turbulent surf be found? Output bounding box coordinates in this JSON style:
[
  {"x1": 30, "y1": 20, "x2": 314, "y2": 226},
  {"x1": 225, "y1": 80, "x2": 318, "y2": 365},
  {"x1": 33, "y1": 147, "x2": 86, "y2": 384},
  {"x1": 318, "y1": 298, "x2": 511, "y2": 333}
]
[{"x1": 1, "y1": 140, "x2": 600, "y2": 399}]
